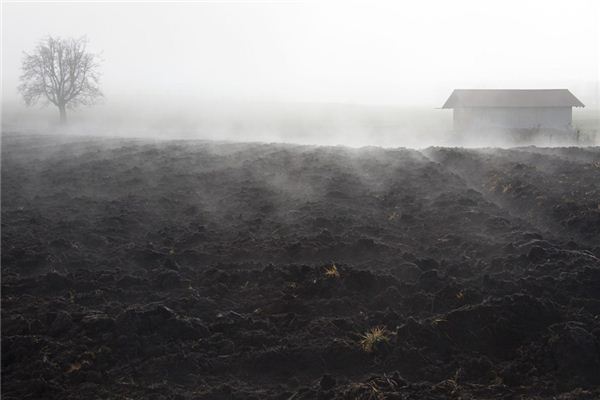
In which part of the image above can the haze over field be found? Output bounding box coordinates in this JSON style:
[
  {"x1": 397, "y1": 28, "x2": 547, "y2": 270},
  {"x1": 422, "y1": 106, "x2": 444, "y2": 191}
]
[
  {"x1": 2, "y1": 1, "x2": 600, "y2": 145},
  {"x1": 4, "y1": 3, "x2": 600, "y2": 398}
]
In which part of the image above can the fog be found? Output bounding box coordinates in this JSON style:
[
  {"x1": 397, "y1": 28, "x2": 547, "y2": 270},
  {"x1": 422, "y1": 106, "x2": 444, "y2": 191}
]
[
  {"x1": 2, "y1": 1, "x2": 600, "y2": 146},
  {"x1": 4, "y1": 5, "x2": 600, "y2": 395}
]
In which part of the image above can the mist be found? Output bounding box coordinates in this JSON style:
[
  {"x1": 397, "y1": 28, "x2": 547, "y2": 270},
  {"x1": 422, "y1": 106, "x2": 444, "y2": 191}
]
[
  {"x1": 4, "y1": 2, "x2": 600, "y2": 398},
  {"x1": 2, "y1": 1, "x2": 600, "y2": 147}
]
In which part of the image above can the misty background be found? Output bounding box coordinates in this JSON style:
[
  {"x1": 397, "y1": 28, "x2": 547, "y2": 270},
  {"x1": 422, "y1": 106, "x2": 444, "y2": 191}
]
[{"x1": 2, "y1": 1, "x2": 599, "y2": 147}]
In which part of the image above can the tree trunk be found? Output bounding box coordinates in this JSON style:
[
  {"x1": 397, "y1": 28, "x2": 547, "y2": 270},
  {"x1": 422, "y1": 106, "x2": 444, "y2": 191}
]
[{"x1": 58, "y1": 104, "x2": 67, "y2": 124}]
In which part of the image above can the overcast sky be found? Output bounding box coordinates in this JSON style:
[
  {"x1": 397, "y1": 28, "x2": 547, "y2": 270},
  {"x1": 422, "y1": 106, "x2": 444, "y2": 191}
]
[{"x1": 2, "y1": 1, "x2": 600, "y2": 109}]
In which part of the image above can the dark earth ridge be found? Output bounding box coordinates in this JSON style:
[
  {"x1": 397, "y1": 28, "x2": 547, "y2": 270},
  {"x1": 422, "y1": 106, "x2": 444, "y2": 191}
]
[{"x1": 2, "y1": 132, "x2": 600, "y2": 399}]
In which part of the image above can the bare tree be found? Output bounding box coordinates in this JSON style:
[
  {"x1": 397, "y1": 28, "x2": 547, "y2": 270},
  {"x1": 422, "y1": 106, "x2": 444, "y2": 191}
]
[{"x1": 19, "y1": 36, "x2": 102, "y2": 124}]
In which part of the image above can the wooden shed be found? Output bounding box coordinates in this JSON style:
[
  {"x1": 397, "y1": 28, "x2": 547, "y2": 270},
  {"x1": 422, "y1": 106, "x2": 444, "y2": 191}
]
[{"x1": 442, "y1": 89, "x2": 584, "y2": 140}]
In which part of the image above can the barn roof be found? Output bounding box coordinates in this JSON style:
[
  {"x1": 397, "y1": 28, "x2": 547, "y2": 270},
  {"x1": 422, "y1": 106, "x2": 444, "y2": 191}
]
[{"x1": 442, "y1": 89, "x2": 584, "y2": 108}]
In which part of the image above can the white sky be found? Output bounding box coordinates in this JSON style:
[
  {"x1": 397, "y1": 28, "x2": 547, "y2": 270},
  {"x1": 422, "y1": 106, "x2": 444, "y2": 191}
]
[{"x1": 2, "y1": 0, "x2": 600, "y2": 108}]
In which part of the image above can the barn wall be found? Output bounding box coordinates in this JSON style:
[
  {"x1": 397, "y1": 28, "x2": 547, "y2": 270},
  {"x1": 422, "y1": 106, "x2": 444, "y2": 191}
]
[{"x1": 454, "y1": 107, "x2": 572, "y2": 131}]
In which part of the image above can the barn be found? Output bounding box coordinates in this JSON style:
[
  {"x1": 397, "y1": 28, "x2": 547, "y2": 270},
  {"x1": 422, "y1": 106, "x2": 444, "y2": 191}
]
[{"x1": 442, "y1": 89, "x2": 584, "y2": 142}]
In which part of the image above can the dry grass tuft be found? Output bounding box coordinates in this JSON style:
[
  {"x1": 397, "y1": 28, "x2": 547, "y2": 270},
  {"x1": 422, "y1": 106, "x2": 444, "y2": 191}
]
[
  {"x1": 324, "y1": 264, "x2": 340, "y2": 278},
  {"x1": 359, "y1": 326, "x2": 390, "y2": 353}
]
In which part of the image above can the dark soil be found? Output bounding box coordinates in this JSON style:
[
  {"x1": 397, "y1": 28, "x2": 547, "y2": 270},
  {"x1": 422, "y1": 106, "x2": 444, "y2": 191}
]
[{"x1": 2, "y1": 133, "x2": 600, "y2": 399}]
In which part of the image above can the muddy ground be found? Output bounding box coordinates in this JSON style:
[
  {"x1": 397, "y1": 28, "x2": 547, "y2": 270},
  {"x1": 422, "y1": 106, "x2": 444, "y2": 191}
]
[{"x1": 2, "y1": 132, "x2": 600, "y2": 399}]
